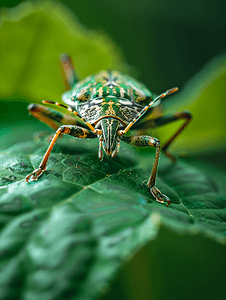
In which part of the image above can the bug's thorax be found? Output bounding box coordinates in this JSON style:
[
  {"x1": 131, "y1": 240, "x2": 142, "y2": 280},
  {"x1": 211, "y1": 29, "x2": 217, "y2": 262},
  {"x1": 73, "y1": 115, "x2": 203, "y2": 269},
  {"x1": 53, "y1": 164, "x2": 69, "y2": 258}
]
[
  {"x1": 98, "y1": 118, "x2": 120, "y2": 156},
  {"x1": 62, "y1": 70, "x2": 154, "y2": 125}
]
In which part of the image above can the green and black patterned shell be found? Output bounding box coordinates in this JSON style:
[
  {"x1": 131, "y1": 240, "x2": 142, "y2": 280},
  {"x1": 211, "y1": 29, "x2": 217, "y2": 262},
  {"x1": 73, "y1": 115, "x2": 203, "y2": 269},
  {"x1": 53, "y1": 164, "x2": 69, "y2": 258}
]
[{"x1": 62, "y1": 70, "x2": 158, "y2": 125}]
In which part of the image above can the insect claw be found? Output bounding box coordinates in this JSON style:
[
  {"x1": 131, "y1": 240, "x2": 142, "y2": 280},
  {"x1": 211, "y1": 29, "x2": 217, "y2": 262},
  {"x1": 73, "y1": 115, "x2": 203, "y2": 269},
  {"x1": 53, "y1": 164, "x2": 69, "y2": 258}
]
[
  {"x1": 163, "y1": 194, "x2": 171, "y2": 207},
  {"x1": 26, "y1": 168, "x2": 43, "y2": 182},
  {"x1": 150, "y1": 186, "x2": 171, "y2": 206}
]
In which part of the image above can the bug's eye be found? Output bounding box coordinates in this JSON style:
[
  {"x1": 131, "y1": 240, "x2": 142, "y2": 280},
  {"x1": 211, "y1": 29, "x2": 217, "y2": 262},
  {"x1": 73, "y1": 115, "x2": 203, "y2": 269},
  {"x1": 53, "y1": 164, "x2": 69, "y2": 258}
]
[{"x1": 76, "y1": 90, "x2": 91, "y2": 102}]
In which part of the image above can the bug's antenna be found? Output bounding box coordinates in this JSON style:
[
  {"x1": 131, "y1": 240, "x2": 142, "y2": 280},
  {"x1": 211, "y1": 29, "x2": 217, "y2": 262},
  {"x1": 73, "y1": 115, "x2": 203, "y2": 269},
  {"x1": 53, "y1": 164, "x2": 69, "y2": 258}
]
[
  {"x1": 42, "y1": 100, "x2": 98, "y2": 133},
  {"x1": 153, "y1": 87, "x2": 178, "y2": 104},
  {"x1": 120, "y1": 87, "x2": 178, "y2": 134},
  {"x1": 42, "y1": 100, "x2": 78, "y2": 115}
]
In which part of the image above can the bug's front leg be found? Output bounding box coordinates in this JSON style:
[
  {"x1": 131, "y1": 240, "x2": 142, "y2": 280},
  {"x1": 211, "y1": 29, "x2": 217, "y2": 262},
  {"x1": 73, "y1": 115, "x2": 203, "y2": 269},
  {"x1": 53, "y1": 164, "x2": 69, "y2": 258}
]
[
  {"x1": 122, "y1": 135, "x2": 171, "y2": 206},
  {"x1": 28, "y1": 103, "x2": 88, "y2": 130},
  {"x1": 26, "y1": 125, "x2": 96, "y2": 182}
]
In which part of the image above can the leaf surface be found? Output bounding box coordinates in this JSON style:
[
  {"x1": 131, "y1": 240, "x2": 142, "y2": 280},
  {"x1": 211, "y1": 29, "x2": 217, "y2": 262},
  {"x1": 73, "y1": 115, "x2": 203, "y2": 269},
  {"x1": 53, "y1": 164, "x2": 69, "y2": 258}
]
[{"x1": 0, "y1": 134, "x2": 226, "y2": 299}]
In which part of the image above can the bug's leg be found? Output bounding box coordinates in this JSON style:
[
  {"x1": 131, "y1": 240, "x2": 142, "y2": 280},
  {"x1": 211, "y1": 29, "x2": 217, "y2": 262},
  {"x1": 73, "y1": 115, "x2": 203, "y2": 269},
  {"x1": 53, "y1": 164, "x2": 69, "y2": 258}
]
[
  {"x1": 26, "y1": 125, "x2": 96, "y2": 182},
  {"x1": 28, "y1": 103, "x2": 88, "y2": 130},
  {"x1": 37, "y1": 100, "x2": 101, "y2": 137},
  {"x1": 160, "y1": 112, "x2": 192, "y2": 160},
  {"x1": 28, "y1": 104, "x2": 62, "y2": 131},
  {"x1": 122, "y1": 135, "x2": 171, "y2": 206},
  {"x1": 131, "y1": 111, "x2": 192, "y2": 162},
  {"x1": 154, "y1": 111, "x2": 192, "y2": 161},
  {"x1": 60, "y1": 53, "x2": 79, "y2": 91}
]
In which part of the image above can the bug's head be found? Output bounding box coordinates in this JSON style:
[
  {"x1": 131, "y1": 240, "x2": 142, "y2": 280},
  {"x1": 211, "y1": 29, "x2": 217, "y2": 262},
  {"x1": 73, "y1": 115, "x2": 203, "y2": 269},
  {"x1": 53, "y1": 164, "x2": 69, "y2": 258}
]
[{"x1": 99, "y1": 118, "x2": 120, "y2": 156}]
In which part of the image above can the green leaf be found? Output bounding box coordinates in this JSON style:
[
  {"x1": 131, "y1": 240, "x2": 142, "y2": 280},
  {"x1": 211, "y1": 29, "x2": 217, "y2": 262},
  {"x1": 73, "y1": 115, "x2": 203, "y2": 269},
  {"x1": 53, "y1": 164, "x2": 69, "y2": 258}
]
[
  {"x1": 0, "y1": 0, "x2": 128, "y2": 103},
  {"x1": 0, "y1": 131, "x2": 226, "y2": 299}
]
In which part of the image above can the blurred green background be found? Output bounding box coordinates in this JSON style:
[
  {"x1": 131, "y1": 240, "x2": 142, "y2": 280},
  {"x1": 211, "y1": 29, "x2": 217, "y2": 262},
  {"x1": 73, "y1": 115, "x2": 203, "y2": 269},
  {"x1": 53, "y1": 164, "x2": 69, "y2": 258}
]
[{"x1": 3, "y1": 0, "x2": 226, "y2": 91}]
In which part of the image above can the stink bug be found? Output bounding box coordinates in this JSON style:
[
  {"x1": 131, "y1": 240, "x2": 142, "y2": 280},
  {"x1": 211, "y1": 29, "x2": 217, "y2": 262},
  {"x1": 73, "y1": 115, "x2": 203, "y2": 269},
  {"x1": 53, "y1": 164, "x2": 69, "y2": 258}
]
[{"x1": 26, "y1": 54, "x2": 192, "y2": 206}]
